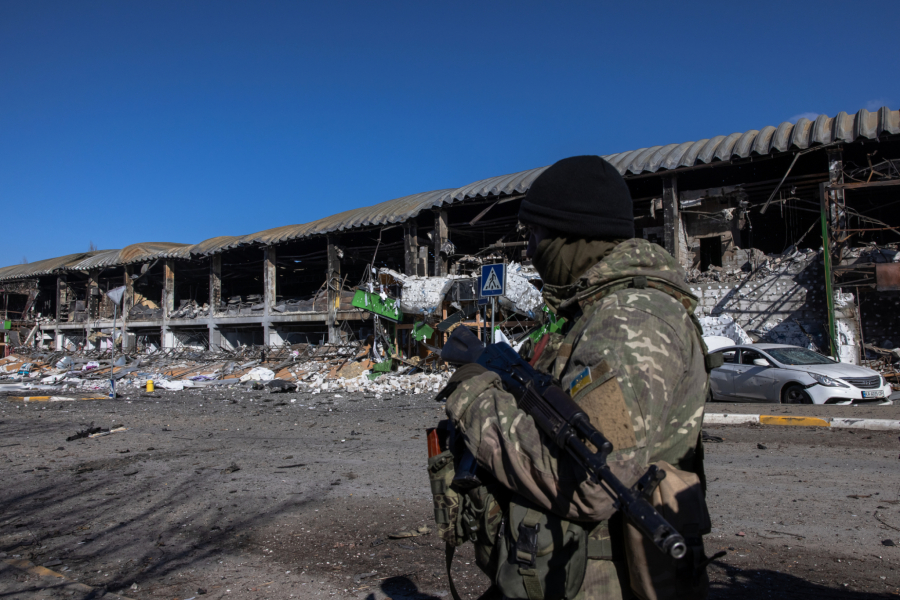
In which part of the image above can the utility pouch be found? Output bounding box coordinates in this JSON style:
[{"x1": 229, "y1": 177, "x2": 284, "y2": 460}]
[
  {"x1": 464, "y1": 483, "x2": 504, "y2": 575},
  {"x1": 428, "y1": 448, "x2": 465, "y2": 547},
  {"x1": 495, "y1": 496, "x2": 588, "y2": 600},
  {"x1": 623, "y1": 460, "x2": 713, "y2": 600}
]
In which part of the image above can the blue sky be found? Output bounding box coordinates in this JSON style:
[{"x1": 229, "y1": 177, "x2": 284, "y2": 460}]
[{"x1": 1, "y1": 1, "x2": 898, "y2": 267}]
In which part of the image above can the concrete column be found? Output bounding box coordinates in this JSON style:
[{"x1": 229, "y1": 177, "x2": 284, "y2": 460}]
[
  {"x1": 55, "y1": 275, "x2": 65, "y2": 324},
  {"x1": 163, "y1": 261, "x2": 175, "y2": 317},
  {"x1": 162, "y1": 260, "x2": 175, "y2": 348},
  {"x1": 822, "y1": 147, "x2": 856, "y2": 363},
  {"x1": 263, "y1": 246, "x2": 277, "y2": 347},
  {"x1": 88, "y1": 270, "x2": 100, "y2": 317},
  {"x1": 264, "y1": 246, "x2": 277, "y2": 311},
  {"x1": 122, "y1": 266, "x2": 133, "y2": 349},
  {"x1": 827, "y1": 148, "x2": 846, "y2": 253},
  {"x1": 326, "y1": 235, "x2": 341, "y2": 343},
  {"x1": 210, "y1": 255, "x2": 222, "y2": 316},
  {"x1": 86, "y1": 270, "x2": 99, "y2": 347},
  {"x1": 662, "y1": 175, "x2": 681, "y2": 263},
  {"x1": 403, "y1": 222, "x2": 419, "y2": 276},
  {"x1": 208, "y1": 255, "x2": 222, "y2": 349},
  {"x1": 433, "y1": 209, "x2": 448, "y2": 276},
  {"x1": 208, "y1": 324, "x2": 221, "y2": 351}
]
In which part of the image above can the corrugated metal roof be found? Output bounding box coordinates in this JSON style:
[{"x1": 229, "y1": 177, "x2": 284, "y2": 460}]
[
  {"x1": 600, "y1": 107, "x2": 899, "y2": 176},
  {"x1": 66, "y1": 243, "x2": 191, "y2": 271},
  {"x1": 446, "y1": 167, "x2": 548, "y2": 201},
  {"x1": 193, "y1": 189, "x2": 452, "y2": 255},
  {"x1": 0, "y1": 251, "x2": 104, "y2": 281},
  {"x1": 2, "y1": 106, "x2": 897, "y2": 277},
  {"x1": 452, "y1": 107, "x2": 900, "y2": 198}
]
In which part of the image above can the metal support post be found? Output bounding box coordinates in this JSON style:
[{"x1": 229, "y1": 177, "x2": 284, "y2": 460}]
[{"x1": 490, "y1": 297, "x2": 495, "y2": 345}]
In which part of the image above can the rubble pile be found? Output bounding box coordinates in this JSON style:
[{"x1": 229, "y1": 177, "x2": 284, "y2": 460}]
[{"x1": 0, "y1": 341, "x2": 453, "y2": 397}]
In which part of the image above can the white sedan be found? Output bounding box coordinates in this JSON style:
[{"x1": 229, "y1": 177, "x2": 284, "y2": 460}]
[{"x1": 708, "y1": 343, "x2": 893, "y2": 405}]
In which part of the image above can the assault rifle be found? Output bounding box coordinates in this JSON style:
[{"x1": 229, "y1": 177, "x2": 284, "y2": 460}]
[{"x1": 441, "y1": 326, "x2": 687, "y2": 560}]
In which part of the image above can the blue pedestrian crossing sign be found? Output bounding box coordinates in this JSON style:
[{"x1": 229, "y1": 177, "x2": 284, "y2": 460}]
[{"x1": 480, "y1": 264, "x2": 505, "y2": 297}]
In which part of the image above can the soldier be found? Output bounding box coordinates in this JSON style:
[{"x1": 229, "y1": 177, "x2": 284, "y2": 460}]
[{"x1": 443, "y1": 155, "x2": 711, "y2": 599}]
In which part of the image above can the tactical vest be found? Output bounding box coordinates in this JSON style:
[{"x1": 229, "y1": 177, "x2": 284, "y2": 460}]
[{"x1": 429, "y1": 275, "x2": 721, "y2": 600}]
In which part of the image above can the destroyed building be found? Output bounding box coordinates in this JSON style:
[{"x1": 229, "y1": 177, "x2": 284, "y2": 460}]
[{"x1": 1, "y1": 106, "x2": 898, "y2": 385}]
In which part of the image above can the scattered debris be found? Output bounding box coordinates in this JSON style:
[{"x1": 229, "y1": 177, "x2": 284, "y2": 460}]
[
  {"x1": 89, "y1": 426, "x2": 127, "y2": 439},
  {"x1": 67, "y1": 423, "x2": 106, "y2": 441},
  {"x1": 388, "y1": 530, "x2": 418, "y2": 539},
  {"x1": 701, "y1": 431, "x2": 724, "y2": 443}
]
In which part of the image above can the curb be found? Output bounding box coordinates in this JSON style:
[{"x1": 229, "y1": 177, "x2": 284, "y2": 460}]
[
  {"x1": 705, "y1": 413, "x2": 900, "y2": 430},
  {"x1": 6, "y1": 395, "x2": 107, "y2": 402},
  {"x1": 2, "y1": 558, "x2": 137, "y2": 600}
]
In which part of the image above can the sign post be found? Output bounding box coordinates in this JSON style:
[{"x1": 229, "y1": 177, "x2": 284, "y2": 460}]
[{"x1": 480, "y1": 264, "x2": 505, "y2": 344}]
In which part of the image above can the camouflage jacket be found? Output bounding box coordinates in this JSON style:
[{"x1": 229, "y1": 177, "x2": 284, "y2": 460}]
[{"x1": 445, "y1": 239, "x2": 708, "y2": 522}]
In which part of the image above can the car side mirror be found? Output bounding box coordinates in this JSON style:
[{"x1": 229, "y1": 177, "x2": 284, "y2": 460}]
[{"x1": 752, "y1": 358, "x2": 770, "y2": 367}]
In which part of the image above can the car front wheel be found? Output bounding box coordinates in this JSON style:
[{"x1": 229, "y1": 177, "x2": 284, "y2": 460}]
[{"x1": 782, "y1": 384, "x2": 812, "y2": 404}]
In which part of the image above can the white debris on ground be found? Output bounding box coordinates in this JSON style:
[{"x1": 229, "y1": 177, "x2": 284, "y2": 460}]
[{"x1": 0, "y1": 342, "x2": 454, "y2": 398}]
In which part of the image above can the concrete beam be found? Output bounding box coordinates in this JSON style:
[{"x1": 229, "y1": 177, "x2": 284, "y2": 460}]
[
  {"x1": 662, "y1": 175, "x2": 681, "y2": 263},
  {"x1": 433, "y1": 208, "x2": 448, "y2": 276},
  {"x1": 326, "y1": 235, "x2": 341, "y2": 343}
]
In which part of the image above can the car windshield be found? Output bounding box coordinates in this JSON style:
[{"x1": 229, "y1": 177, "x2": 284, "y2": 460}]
[{"x1": 765, "y1": 348, "x2": 833, "y2": 365}]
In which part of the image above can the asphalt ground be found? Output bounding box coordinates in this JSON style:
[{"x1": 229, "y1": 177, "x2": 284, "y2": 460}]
[{"x1": 0, "y1": 390, "x2": 898, "y2": 599}]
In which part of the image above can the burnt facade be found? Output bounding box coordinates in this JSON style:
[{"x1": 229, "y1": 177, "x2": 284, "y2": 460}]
[{"x1": 1, "y1": 107, "x2": 898, "y2": 372}]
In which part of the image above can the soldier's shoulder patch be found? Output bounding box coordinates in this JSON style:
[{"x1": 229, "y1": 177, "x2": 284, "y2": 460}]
[{"x1": 569, "y1": 367, "x2": 592, "y2": 397}]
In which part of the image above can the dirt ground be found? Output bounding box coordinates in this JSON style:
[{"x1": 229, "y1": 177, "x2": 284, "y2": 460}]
[{"x1": 1, "y1": 389, "x2": 898, "y2": 599}]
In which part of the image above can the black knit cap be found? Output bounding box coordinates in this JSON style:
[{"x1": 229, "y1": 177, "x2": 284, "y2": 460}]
[{"x1": 518, "y1": 155, "x2": 634, "y2": 239}]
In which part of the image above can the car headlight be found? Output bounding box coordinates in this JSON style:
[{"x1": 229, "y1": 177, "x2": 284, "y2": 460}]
[{"x1": 807, "y1": 372, "x2": 848, "y2": 387}]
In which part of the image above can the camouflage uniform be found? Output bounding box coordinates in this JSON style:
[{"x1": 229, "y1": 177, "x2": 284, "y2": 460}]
[{"x1": 445, "y1": 239, "x2": 709, "y2": 600}]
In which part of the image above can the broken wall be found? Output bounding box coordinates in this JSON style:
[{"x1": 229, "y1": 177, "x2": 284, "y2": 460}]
[{"x1": 690, "y1": 251, "x2": 831, "y2": 350}]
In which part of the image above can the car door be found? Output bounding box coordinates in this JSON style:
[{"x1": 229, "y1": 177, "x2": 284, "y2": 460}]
[
  {"x1": 732, "y1": 349, "x2": 778, "y2": 401},
  {"x1": 708, "y1": 348, "x2": 738, "y2": 399}
]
